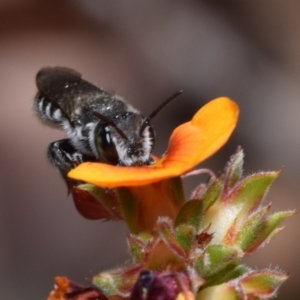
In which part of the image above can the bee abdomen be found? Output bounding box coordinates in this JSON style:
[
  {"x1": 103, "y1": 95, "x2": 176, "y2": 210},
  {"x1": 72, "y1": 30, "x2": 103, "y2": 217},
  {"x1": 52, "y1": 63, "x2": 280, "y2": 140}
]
[{"x1": 34, "y1": 92, "x2": 66, "y2": 124}]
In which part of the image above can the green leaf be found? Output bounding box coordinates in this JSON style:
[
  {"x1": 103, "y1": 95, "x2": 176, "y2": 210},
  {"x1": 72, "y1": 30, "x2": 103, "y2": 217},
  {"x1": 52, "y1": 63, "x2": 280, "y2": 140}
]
[
  {"x1": 226, "y1": 172, "x2": 278, "y2": 217},
  {"x1": 250, "y1": 210, "x2": 295, "y2": 252},
  {"x1": 175, "y1": 199, "x2": 204, "y2": 231},
  {"x1": 194, "y1": 245, "x2": 240, "y2": 280},
  {"x1": 223, "y1": 148, "x2": 244, "y2": 194},
  {"x1": 240, "y1": 269, "x2": 289, "y2": 298},
  {"x1": 202, "y1": 264, "x2": 248, "y2": 289}
]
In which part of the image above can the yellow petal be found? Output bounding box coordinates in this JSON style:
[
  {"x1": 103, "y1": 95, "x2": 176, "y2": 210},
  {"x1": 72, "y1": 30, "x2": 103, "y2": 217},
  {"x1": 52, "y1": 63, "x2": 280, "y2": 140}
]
[{"x1": 68, "y1": 97, "x2": 239, "y2": 187}]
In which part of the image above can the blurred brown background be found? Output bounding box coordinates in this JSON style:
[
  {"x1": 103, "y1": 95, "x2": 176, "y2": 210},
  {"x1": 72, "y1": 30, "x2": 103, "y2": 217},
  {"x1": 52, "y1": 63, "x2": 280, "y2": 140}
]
[{"x1": 0, "y1": 0, "x2": 299, "y2": 299}]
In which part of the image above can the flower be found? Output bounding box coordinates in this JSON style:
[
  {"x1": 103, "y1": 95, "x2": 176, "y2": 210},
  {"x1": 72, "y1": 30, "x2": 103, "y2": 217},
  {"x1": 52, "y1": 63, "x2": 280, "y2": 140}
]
[
  {"x1": 46, "y1": 97, "x2": 293, "y2": 300},
  {"x1": 68, "y1": 97, "x2": 239, "y2": 187},
  {"x1": 69, "y1": 97, "x2": 239, "y2": 233}
]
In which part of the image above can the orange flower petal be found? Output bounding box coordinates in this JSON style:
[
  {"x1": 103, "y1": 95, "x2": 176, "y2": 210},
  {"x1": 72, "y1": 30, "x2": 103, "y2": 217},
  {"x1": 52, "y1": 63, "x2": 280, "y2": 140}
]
[{"x1": 68, "y1": 97, "x2": 239, "y2": 187}]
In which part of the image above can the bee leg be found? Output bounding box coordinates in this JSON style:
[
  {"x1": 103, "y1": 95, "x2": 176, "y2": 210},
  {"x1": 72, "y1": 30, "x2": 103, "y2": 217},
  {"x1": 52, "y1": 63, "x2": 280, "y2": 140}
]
[{"x1": 47, "y1": 139, "x2": 95, "y2": 192}]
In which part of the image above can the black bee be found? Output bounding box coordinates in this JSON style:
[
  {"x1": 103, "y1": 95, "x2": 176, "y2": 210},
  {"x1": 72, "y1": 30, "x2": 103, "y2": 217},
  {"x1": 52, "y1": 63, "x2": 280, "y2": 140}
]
[{"x1": 34, "y1": 67, "x2": 182, "y2": 188}]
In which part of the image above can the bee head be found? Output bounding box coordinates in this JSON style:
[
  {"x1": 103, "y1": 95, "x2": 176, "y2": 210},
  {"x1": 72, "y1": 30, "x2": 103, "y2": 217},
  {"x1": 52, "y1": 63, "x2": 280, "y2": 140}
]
[
  {"x1": 93, "y1": 112, "x2": 155, "y2": 166},
  {"x1": 93, "y1": 90, "x2": 182, "y2": 166}
]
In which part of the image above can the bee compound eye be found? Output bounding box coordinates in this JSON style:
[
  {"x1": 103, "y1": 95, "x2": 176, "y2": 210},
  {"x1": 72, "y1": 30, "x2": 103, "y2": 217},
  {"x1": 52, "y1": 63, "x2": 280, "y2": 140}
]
[{"x1": 95, "y1": 126, "x2": 119, "y2": 165}]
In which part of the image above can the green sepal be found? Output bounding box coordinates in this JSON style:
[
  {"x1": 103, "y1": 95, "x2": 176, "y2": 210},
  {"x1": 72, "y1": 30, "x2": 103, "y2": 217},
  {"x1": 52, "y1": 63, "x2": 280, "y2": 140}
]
[
  {"x1": 226, "y1": 172, "x2": 278, "y2": 217},
  {"x1": 234, "y1": 206, "x2": 269, "y2": 252},
  {"x1": 117, "y1": 187, "x2": 139, "y2": 234},
  {"x1": 202, "y1": 178, "x2": 222, "y2": 211},
  {"x1": 175, "y1": 224, "x2": 195, "y2": 252},
  {"x1": 196, "y1": 283, "x2": 244, "y2": 300},
  {"x1": 169, "y1": 176, "x2": 186, "y2": 206},
  {"x1": 72, "y1": 184, "x2": 122, "y2": 220},
  {"x1": 93, "y1": 264, "x2": 142, "y2": 297},
  {"x1": 240, "y1": 269, "x2": 289, "y2": 298},
  {"x1": 175, "y1": 199, "x2": 204, "y2": 231},
  {"x1": 127, "y1": 233, "x2": 153, "y2": 263},
  {"x1": 202, "y1": 264, "x2": 249, "y2": 289},
  {"x1": 157, "y1": 217, "x2": 187, "y2": 259},
  {"x1": 194, "y1": 244, "x2": 240, "y2": 280},
  {"x1": 223, "y1": 148, "x2": 244, "y2": 193},
  {"x1": 250, "y1": 210, "x2": 295, "y2": 252}
]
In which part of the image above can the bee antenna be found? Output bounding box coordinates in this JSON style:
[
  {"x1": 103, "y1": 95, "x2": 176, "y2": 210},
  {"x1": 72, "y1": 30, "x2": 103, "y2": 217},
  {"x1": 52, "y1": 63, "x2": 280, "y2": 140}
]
[
  {"x1": 149, "y1": 90, "x2": 183, "y2": 120},
  {"x1": 140, "y1": 90, "x2": 183, "y2": 134},
  {"x1": 93, "y1": 112, "x2": 128, "y2": 140}
]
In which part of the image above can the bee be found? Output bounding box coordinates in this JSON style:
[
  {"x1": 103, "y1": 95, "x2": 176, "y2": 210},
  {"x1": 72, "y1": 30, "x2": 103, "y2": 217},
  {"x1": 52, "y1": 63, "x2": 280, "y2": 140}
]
[{"x1": 34, "y1": 67, "x2": 182, "y2": 189}]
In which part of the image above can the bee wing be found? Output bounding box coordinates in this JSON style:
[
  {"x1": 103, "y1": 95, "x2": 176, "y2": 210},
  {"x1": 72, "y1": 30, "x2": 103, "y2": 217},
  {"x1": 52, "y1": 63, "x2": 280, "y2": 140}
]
[{"x1": 36, "y1": 67, "x2": 106, "y2": 121}]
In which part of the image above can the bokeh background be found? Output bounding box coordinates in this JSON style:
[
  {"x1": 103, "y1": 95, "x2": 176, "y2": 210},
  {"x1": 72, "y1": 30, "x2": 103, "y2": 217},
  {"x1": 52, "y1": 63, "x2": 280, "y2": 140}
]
[{"x1": 0, "y1": 0, "x2": 299, "y2": 299}]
